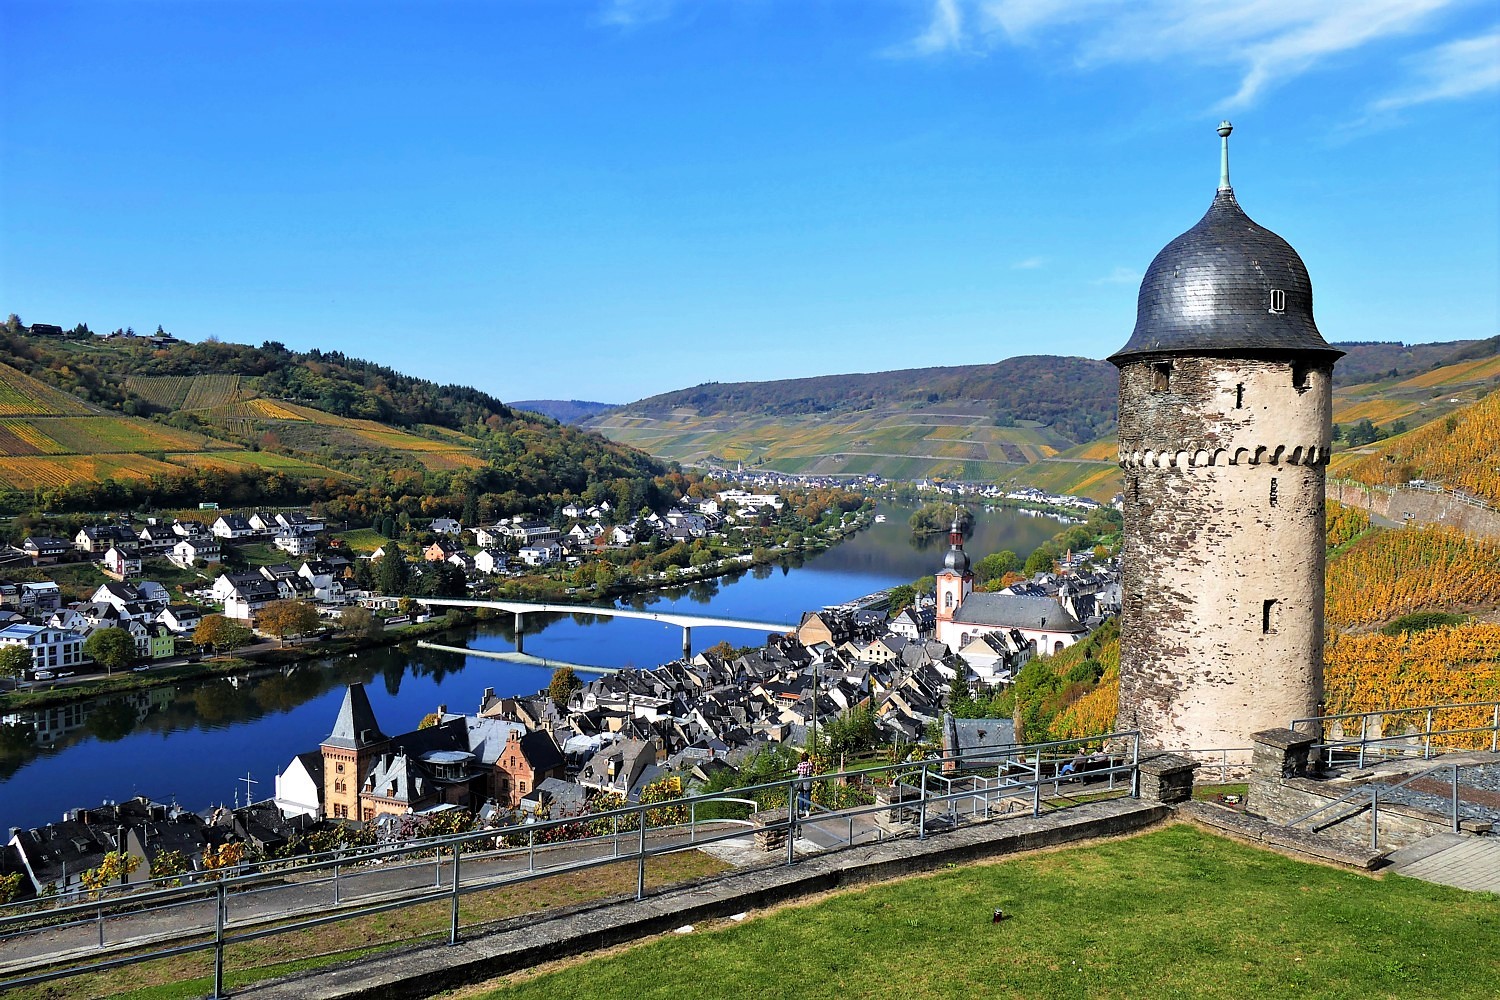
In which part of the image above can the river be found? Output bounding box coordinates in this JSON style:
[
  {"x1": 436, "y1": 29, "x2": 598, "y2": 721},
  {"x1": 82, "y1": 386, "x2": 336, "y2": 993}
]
[{"x1": 0, "y1": 502, "x2": 1062, "y2": 833}]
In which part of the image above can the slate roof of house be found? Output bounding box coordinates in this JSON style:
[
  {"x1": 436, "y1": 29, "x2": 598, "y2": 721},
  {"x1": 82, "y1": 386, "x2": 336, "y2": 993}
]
[
  {"x1": 323, "y1": 683, "x2": 389, "y2": 750},
  {"x1": 513, "y1": 734, "x2": 564, "y2": 773},
  {"x1": 952, "y1": 593, "x2": 1085, "y2": 633}
]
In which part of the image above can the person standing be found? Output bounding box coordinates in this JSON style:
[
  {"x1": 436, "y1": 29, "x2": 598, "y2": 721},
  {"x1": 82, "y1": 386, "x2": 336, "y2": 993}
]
[{"x1": 795, "y1": 752, "x2": 813, "y2": 816}]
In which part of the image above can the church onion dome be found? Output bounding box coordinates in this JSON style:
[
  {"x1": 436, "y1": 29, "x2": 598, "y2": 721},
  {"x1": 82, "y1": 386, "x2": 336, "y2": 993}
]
[
  {"x1": 1109, "y1": 122, "x2": 1343, "y2": 367},
  {"x1": 941, "y1": 517, "x2": 970, "y2": 575}
]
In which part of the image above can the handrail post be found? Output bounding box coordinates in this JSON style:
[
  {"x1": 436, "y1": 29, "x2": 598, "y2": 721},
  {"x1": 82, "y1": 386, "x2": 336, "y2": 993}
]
[
  {"x1": 1371, "y1": 788, "x2": 1379, "y2": 850},
  {"x1": 448, "y1": 841, "x2": 461, "y2": 946},
  {"x1": 918, "y1": 766, "x2": 928, "y2": 840},
  {"x1": 212, "y1": 880, "x2": 227, "y2": 1000},
  {"x1": 1032, "y1": 775, "x2": 1041, "y2": 818},
  {"x1": 1452, "y1": 764, "x2": 1461, "y2": 834},
  {"x1": 637, "y1": 809, "x2": 647, "y2": 900},
  {"x1": 528, "y1": 827, "x2": 535, "y2": 873},
  {"x1": 333, "y1": 861, "x2": 340, "y2": 905},
  {"x1": 1492, "y1": 705, "x2": 1498, "y2": 754},
  {"x1": 1425, "y1": 708, "x2": 1434, "y2": 759},
  {"x1": 690, "y1": 800, "x2": 697, "y2": 844},
  {"x1": 1130, "y1": 734, "x2": 1140, "y2": 799},
  {"x1": 97, "y1": 902, "x2": 104, "y2": 948},
  {"x1": 1359, "y1": 715, "x2": 1368, "y2": 769}
]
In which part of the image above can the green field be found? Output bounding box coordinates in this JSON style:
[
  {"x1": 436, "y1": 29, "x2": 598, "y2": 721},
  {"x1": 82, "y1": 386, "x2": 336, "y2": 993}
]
[{"x1": 475, "y1": 824, "x2": 1500, "y2": 1000}]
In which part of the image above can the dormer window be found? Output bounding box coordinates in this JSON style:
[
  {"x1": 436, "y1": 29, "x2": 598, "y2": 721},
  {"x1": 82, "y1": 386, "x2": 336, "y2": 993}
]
[
  {"x1": 1152, "y1": 362, "x2": 1171, "y2": 392},
  {"x1": 1269, "y1": 289, "x2": 1286, "y2": 314}
]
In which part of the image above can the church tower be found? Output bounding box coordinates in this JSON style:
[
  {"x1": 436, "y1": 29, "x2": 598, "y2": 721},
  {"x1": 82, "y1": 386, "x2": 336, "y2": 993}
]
[
  {"x1": 934, "y1": 514, "x2": 973, "y2": 648},
  {"x1": 321, "y1": 683, "x2": 389, "y2": 821},
  {"x1": 1109, "y1": 124, "x2": 1342, "y2": 754}
]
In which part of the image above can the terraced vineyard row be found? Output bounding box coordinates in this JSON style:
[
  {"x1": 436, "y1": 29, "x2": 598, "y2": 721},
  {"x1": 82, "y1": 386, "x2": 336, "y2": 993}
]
[
  {"x1": 0, "y1": 362, "x2": 94, "y2": 417},
  {"x1": 1340, "y1": 390, "x2": 1500, "y2": 505},
  {"x1": 0, "y1": 453, "x2": 186, "y2": 489}
]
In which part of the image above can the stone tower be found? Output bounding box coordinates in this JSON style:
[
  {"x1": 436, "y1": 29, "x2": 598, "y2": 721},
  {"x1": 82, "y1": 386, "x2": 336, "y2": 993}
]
[
  {"x1": 1109, "y1": 123, "x2": 1342, "y2": 754},
  {"x1": 321, "y1": 683, "x2": 389, "y2": 821},
  {"x1": 934, "y1": 513, "x2": 973, "y2": 632}
]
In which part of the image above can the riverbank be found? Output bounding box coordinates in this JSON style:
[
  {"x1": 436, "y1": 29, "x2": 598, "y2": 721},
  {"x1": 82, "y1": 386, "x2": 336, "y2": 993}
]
[
  {"x1": 0, "y1": 509, "x2": 878, "y2": 715},
  {"x1": 0, "y1": 612, "x2": 476, "y2": 714}
]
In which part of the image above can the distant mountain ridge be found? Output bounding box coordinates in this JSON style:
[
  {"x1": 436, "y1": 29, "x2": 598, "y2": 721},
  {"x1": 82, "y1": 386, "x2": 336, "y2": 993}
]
[
  {"x1": 585, "y1": 339, "x2": 1498, "y2": 499},
  {"x1": 511, "y1": 399, "x2": 618, "y2": 424}
]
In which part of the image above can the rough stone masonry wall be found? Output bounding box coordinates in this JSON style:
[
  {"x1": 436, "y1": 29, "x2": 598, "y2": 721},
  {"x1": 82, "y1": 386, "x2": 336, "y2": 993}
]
[
  {"x1": 1115, "y1": 355, "x2": 1332, "y2": 755},
  {"x1": 1329, "y1": 479, "x2": 1500, "y2": 540}
]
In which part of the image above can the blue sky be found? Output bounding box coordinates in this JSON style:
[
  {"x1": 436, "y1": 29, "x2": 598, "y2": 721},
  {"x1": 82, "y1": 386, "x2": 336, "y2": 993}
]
[{"x1": 3, "y1": 1, "x2": 1497, "y2": 403}]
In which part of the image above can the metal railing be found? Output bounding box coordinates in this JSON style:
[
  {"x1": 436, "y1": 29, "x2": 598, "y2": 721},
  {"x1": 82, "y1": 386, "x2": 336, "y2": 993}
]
[
  {"x1": 1291, "y1": 701, "x2": 1500, "y2": 770},
  {"x1": 0, "y1": 731, "x2": 1142, "y2": 999},
  {"x1": 1286, "y1": 759, "x2": 1468, "y2": 850}
]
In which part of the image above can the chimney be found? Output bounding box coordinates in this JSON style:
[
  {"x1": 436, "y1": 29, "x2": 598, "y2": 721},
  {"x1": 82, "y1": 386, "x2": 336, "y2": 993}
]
[{"x1": 437, "y1": 704, "x2": 447, "y2": 717}]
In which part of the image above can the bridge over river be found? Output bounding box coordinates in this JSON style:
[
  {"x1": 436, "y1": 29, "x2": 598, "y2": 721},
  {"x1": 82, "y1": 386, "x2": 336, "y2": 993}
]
[{"x1": 414, "y1": 597, "x2": 796, "y2": 658}]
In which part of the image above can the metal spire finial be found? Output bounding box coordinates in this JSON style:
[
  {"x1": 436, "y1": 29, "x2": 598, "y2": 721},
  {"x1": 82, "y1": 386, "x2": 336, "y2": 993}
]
[{"x1": 1217, "y1": 120, "x2": 1233, "y2": 192}]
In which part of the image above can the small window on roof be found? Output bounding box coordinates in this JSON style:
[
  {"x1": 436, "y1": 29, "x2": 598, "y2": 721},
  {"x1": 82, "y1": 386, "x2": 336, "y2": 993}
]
[{"x1": 1270, "y1": 289, "x2": 1286, "y2": 314}]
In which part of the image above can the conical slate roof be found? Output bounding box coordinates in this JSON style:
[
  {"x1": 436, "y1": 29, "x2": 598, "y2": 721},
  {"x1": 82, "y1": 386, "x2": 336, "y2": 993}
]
[
  {"x1": 323, "y1": 683, "x2": 388, "y2": 750},
  {"x1": 1111, "y1": 126, "x2": 1342, "y2": 365}
]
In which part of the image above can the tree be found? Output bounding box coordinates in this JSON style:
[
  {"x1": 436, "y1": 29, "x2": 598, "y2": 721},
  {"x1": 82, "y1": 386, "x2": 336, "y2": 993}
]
[
  {"x1": 84, "y1": 627, "x2": 135, "y2": 675},
  {"x1": 194, "y1": 614, "x2": 254, "y2": 655},
  {"x1": 149, "y1": 849, "x2": 190, "y2": 886},
  {"x1": 341, "y1": 605, "x2": 381, "y2": 638},
  {"x1": 258, "y1": 600, "x2": 320, "y2": 639},
  {"x1": 974, "y1": 550, "x2": 1019, "y2": 585},
  {"x1": 0, "y1": 644, "x2": 31, "y2": 681},
  {"x1": 80, "y1": 851, "x2": 141, "y2": 893},
  {"x1": 377, "y1": 542, "x2": 409, "y2": 595},
  {"x1": 548, "y1": 666, "x2": 582, "y2": 709},
  {"x1": 887, "y1": 583, "x2": 916, "y2": 613}
]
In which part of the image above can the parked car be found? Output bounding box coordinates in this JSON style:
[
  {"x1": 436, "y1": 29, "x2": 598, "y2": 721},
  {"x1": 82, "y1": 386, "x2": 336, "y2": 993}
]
[{"x1": 32, "y1": 670, "x2": 54, "y2": 680}]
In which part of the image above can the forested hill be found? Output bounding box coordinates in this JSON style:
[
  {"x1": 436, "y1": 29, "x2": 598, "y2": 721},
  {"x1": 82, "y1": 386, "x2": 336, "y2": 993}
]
[
  {"x1": 1, "y1": 328, "x2": 512, "y2": 432},
  {"x1": 617, "y1": 356, "x2": 1119, "y2": 446},
  {"x1": 510, "y1": 399, "x2": 618, "y2": 424},
  {"x1": 0, "y1": 321, "x2": 665, "y2": 515}
]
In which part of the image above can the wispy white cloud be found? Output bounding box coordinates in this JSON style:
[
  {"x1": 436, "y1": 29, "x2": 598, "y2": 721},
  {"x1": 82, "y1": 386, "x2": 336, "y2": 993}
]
[
  {"x1": 1369, "y1": 28, "x2": 1500, "y2": 113},
  {"x1": 1093, "y1": 266, "x2": 1138, "y2": 285},
  {"x1": 596, "y1": 0, "x2": 679, "y2": 29},
  {"x1": 1011, "y1": 256, "x2": 1047, "y2": 269},
  {"x1": 886, "y1": 0, "x2": 967, "y2": 57},
  {"x1": 893, "y1": 0, "x2": 1471, "y2": 109}
]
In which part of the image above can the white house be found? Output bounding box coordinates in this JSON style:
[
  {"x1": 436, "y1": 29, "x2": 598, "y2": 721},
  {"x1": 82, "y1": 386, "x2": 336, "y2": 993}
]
[
  {"x1": 273, "y1": 752, "x2": 324, "y2": 820},
  {"x1": 158, "y1": 605, "x2": 203, "y2": 634},
  {"x1": 473, "y1": 549, "x2": 507, "y2": 574},
  {"x1": 102, "y1": 545, "x2": 142, "y2": 578},
  {"x1": 170, "y1": 537, "x2": 222, "y2": 569},
  {"x1": 275, "y1": 512, "x2": 324, "y2": 534},
  {"x1": 297, "y1": 561, "x2": 345, "y2": 604},
  {"x1": 274, "y1": 530, "x2": 318, "y2": 556},
  {"x1": 0, "y1": 623, "x2": 85, "y2": 675},
  {"x1": 211, "y1": 515, "x2": 257, "y2": 539},
  {"x1": 517, "y1": 541, "x2": 562, "y2": 567},
  {"x1": 430, "y1": 518, "x2": 462, "y2": 536}
]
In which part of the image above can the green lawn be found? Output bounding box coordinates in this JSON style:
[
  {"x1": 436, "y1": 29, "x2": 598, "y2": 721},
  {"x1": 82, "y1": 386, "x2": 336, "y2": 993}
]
[{"x1": 473, "y1": 825, "x2": 1500, "y2": 1000}]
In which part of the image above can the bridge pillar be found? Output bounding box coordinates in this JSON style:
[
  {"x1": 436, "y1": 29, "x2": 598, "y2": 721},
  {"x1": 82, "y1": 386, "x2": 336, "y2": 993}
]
[
  {"x1": 682, "y1": 626, "x2": 691, "y2": 658},
  {"x1": 514, "y1": 612, "x2": 524, "y2": 654}
]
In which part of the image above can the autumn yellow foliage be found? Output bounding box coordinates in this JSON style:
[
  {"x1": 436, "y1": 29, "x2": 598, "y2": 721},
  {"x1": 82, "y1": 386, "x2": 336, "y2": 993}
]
[
  {"x1": 1326, "y1": 525, "x2": 1500, "y2": 630},
  {"x1": 1323, "y1": 623, "x2": 1500, "y2": 747},
  {"x1": 1324, "y1": 500, "x2": 1370, "y2": 551},
  {"x1": 1344, "y1": 391, "x2": 1500, "y2": 504}
]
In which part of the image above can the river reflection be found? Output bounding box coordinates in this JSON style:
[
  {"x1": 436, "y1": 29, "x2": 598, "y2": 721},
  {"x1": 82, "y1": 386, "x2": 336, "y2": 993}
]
[{"x1": 0, "y1": 501, "x2": 1065, "y2": 830}]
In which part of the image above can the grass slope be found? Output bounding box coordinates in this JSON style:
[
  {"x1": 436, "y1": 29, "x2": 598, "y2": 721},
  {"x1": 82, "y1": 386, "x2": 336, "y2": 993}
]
[{"x1": 474, "y1": 825, "x2": 1500, "y2": 1000}]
